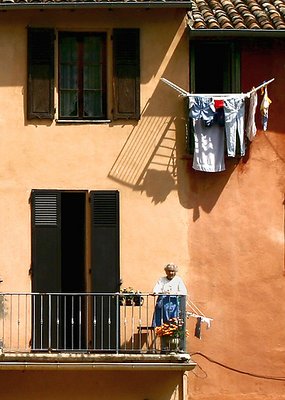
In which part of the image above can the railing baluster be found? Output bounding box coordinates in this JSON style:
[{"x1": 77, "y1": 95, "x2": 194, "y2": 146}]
[
  {"x1": 1, "y1": 293, "x2": 4, "y2": 352},
  {"x1": 56, "y1": 295, "x2": 59, "y2": 350},
  {"x1": 123, "y1": 301, "x2": 127, "y2": 351},
  {"x1": 25, "y1": 294, "x2": 28, "y2": 350},
  {"x1": 79, "y1": 295, "x2": 82, "y2": 350},
  {"x1": 86, "y1": 294, "x2": 89, "y2": 351},
  {"x1": 9, "y1": 294, "x2": 12, "y2": 350},
  {"x1": 48, "y1": 294, "x2": 52, "y2": 350},
  {"x1": 100, "y1": 295, "x2": 103, "y2": 351},
  {"x1": 71, "y1": 295, "x2": 74, "y2": 350},
  {"x1": 40, "y1": 294, "x2": 43, "y2": 350},
  {"x1": 108, "y1": 296, "x2": 111, "y2": 350},
  {"x1": 93, "y1": 295, "x2": 96, "y2": 351},
  {"x1": 17, "y1": 294, "x2": 20, "y2": 350},
  {"x1": 115, "y1": 294, "x2": 119, "y2": 354},
  {"x1": 64, "y1": 295, "x2": 66, "y2": 351},
  {"x1": 32, "y1": 294, "x2": 35, "y2": 350}
]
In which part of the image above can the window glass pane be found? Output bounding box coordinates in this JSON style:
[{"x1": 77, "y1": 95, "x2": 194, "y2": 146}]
[
  {"x1": 60, "y1": 36, "x2": 78, "y2": 89},
  {"x1": 60, "y1": 36, "x2": 77, "y2": 63},
  {"x1": 60, "y1": 91, "x2": 78, "y2": 117},
  {"x1": 60, "y1": 65, "x2": 77, "y2": 89},
  {"x1": 84, "y1": 36, "x2": 102, "y2": 62},
  {"x1": 84, "y1": 65, "x2": 101, "y2": 89},
  {"x1": 84, "y1": 91, "x2": 103, "y2": 117}
]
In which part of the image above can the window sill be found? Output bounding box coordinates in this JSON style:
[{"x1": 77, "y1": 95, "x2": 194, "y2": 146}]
[{"x1": 55, "y1": 119, "x2": 111, "y2": 124}]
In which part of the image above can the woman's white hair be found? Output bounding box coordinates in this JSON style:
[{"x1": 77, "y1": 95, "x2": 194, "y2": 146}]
[{"x1": 164, "y1": 263, "x2": 178, "y2": 272}]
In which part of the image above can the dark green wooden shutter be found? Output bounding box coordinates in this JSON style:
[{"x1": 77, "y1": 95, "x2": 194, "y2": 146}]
[
  {"x1": 90, "y1": 190, "x2": 120, "y2": 293},
  {"x1": 113, "y1": 29, "x2": 140, "y2": 120},
  {"x1": 27, "y1": 28, "x2": 55, "y2": 120},
  {"x1": 90, "y1": 190, "x2": 120, "y2": 351},
  {"x1": 31, "y1": 190, "x2": 61, "y2": 292}
]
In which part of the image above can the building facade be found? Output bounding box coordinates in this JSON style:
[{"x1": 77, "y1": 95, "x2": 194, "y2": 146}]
[{"x1": 0, "y1": 0, "x2": 285, "y2": 399}]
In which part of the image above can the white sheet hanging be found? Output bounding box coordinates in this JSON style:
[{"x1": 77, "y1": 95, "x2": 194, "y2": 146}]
[{"x1": 192, "y1": 119, "x2": 225, "y2": 172}]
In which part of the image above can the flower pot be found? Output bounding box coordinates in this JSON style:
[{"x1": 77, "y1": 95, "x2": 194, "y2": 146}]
[
  {"x1": 168, "y1": 337, "x2": 180, "y2": 351},
  {"x1": 119, "y1": 295, "x2": 144, "y2": 306},
  {"x1": 161, "y1": 336, "x2": 180, "y2": 352}
]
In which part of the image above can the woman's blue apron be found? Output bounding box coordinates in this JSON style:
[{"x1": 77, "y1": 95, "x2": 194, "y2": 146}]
[{"x1": 152, "y1": 295, "x2": 180, "y2": 327}]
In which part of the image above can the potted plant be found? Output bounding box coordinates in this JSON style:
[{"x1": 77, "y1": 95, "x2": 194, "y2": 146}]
[
  {"x1": 154, "y1": 317, "x2": 188, "y2": 351},
  {"x1": 119, "y1": 287, "x2": 144, "y2": 306}
]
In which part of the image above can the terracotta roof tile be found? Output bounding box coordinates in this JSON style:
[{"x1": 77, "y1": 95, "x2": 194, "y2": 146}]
[{"x1": 189, "y1": 0, "x2": 285, "y2": 30}]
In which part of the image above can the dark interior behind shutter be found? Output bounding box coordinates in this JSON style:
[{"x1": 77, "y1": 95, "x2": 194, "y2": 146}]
[
  {"x1": 31, "y1": 189, "x2": 61, "y2": 292},
  {"x1": 90, "y1": 190, "x2": 120, "y2": 351},
  {"x1": 27, "y1": 28, "x2": 55, "y2": 120},
  {"x1": 113, "y1": 29, "x2": 140, "y2": 120}
]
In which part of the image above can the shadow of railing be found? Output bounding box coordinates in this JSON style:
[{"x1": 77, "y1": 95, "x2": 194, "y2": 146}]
[{"x1": 108, "y1": 103, "x2": 178, "y2": 195}]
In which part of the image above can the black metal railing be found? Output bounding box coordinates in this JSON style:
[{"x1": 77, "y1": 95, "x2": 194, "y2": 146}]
[{"x1": 0, "y1": 293, "x2": 187, "y2": 354}]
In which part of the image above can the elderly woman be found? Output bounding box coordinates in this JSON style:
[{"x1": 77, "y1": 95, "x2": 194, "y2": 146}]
[{"x1": 152, "y1": 263, "x2": 187, "y2": 327}]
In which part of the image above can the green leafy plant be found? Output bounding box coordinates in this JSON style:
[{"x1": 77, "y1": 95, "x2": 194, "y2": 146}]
[{"x1": 119, "y1": 287, "x2": 144, "y2": 306}]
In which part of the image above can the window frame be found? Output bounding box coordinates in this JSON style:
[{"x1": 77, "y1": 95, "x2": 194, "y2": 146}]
[
  {"x1": 58, "y1": 31, "x2": 107, "y2": 121},
  {"x1": 27, "y1": 27, "x2": 141, "y2": 123},
  {"x1": 187, "y1": 40, "x2": 241, "y2": 154},
  {"x1": 190, "y1": 40, "x2": 240, "y2": 94}
]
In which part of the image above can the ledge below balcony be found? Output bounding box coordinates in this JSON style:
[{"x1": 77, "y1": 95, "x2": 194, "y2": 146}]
[{"x1": 0, "y1": 352, "x2": 196, "y2": 371}]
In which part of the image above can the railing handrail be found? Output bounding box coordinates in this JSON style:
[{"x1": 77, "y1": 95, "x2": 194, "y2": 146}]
[{"x1": 0, "y1": 292, "x2": 187, "y2": 296}]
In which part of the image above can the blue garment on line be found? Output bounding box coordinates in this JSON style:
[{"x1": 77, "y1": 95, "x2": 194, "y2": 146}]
[
  {"x1": 189, "y1": 97, "x2": 216, "y2": 126},
  {"x1": 152, "y1": 295, "x2": 179, "y2": 327},
  {"x1": 224, "y1": 97, "x2": 245, "y2": 157}
]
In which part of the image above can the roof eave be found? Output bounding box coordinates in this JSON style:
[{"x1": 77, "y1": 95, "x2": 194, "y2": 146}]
[
  {"x1": 188, "y1": 28, "x2": 285, "y2": 38},
  {"x1": 0, "y1": 1, "x2": 192, "y2": 10}
]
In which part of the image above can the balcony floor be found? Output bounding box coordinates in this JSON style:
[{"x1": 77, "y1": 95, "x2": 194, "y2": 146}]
[{"x1": 0, "y1": 351, "x2": 195, "y2": 371}]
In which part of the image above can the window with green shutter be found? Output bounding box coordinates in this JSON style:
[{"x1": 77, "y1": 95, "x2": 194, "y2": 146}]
[
  {"x1": 27, "y1": 28, "x2": 140, "y2": 122},
  {"x1": 113, "y1": 28, "x2": 140, "y2": 120},
  {"x1": 27, "y1": 28, "x2": 55, "y2": 120}
]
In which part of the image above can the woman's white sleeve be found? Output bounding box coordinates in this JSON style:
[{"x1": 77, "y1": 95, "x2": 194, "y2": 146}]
[
  {"x1": 153, "y1": 278, "x2": 163, "y2": 294},
  {"x1": 178, "y1": 278, "x2": 187, "y2": 295}
]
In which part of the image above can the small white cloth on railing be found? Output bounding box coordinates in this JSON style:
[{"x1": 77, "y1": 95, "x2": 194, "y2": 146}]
[{"x1": 187, "y1": 312, "x2": 213, "y2": 329}]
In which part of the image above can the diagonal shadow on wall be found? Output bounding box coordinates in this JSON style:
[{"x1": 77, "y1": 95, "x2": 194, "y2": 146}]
[{"x1": 108, "y1": 100, "x2": 179, "y2": 204}]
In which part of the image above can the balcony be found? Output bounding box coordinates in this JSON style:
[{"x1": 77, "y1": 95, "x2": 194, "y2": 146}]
[{"x1": 0, "y1": 293, "x2": 195, "y2": 371}]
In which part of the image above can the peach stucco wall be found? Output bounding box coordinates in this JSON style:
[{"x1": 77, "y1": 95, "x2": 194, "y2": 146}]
[
  {"x1": 186, "y1": 38, "x2": 285, "y2": 399},
  {"x1": 0, "y1": 9, "x2": 189, "y2": 294},
  {"x1": 0, "y1": 370, "x2": 185, "y2": 400},
  {"x1": 0, "y1": 7, "x2": 284, "y2": 400}
]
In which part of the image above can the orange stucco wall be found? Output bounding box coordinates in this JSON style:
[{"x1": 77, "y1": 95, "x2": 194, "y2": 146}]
[
  {"x1": 0, "y1": 9, "x2": 189, "y2": 294},
  {"x1": 0, "y1": 370, "x2": 185, "y2": 400},
  {"x1": 187, "y1": 37, "x2": 285, "y2": 399},
  {"x1": 0, "y1": 7, "x2": 284, "y2": 400}
]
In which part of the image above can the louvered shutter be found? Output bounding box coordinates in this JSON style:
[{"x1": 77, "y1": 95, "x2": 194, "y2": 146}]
[
  {"x1": 90, "y1": 190, "x2": 120, "y2": 293},
  {"x1": 113, "y1": 29, "x2": 140, "y2": 120},
  {"x1": 90, "y1": 190, "x2": 120, "y2": 351},
  {"x1": 27, "y1": 28, "x2": 55, "y2": 120},
  {"x1": 31, "y1": 189, "x2": 61, "y2": 292}
]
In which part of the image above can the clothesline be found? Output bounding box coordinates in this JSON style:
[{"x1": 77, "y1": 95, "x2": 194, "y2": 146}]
[
  {"x1": 160, "y1": 77, "x2": 275, "y2": 99},
  {"x1": 186, "y1": 299, "x2": 213, "y2": 337},
  {"x1": 186, "y1": 299, "x2": 213, "y2": 326},
  {"x1": 187, "y1": 298, "x2": 206, "y2": 317}
]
